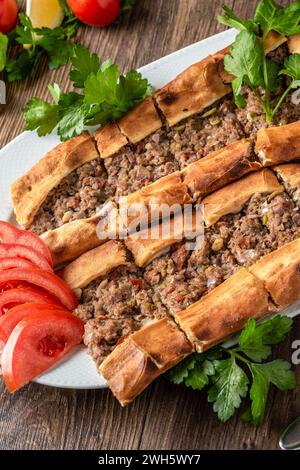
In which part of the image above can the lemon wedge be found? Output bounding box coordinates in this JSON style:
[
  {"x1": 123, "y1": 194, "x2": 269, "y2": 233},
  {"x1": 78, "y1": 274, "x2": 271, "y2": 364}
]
[{"x1": 26, "y1": 0, "x2": 65, "y2": 29}]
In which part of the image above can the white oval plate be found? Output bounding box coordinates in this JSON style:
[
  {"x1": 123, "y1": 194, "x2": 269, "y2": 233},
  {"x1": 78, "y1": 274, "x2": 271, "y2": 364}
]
[{"x1": 3, "y1": 28, "x2": 299, "y2": 390}]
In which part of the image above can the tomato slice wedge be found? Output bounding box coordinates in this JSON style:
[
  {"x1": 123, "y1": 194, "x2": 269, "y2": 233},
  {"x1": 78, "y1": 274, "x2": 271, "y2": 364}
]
[
  {"x1": 0, "y1": 268, "x2": 78, "y2": 311},
  {"x1": 0, "y1": 257, "x2": 34, "y2": 271},
  {"x1": 0, "y1": 243, "x2": 52, "y2": 272},
  {"x1": 2, "y1": 310, "x2": 84, "y2": 392},
  {"x1": 0, "y1": 222, "x2": 53, "y2": 267},
  {"x1": 0, "y1": 287, "x2": 62, "y2": 316},
  {"x1": 0, "y1": 303, "x2": 66, "y2": 346}
]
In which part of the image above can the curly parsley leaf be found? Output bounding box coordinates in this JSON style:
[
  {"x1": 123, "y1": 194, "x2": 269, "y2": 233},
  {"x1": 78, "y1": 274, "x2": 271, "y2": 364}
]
[
  {"x1": 239, "y1": 316, "x2": 292, "y2": 362},
  {"x1": 57, "y1": 92, "x2": 88, "y2": 140},
  {"x1": 4, "y1": 12, "x2": 79, "y2": 82},
  {"x1": 224, "y1": 30, "x2": 264, "y2": 88},
  {"x1": 6, "y1": 49, "x2": 42, "y2": 82},
  {"x1": 168, "y1": 315, "x2": 295, "y2": 425},
  {"x1": 208, "y1": 357, "x2": 249, "y2": 422},
  {"x1": 22, "y1": 98, "x2": 59, "y2": 136},
  {"x1": 255, "y1": 0, "x2": 300, "y2": 38},
  {"x1": 22, "y1": 46, "x2": 152, "y2": 141},
  {"x1": 167, "y1": 349, "x2": 220, "y2": 387},
  {"x1": 121, "y1": 0, "x2": 138, "y2": 14},
  {"x1": 243, "y1": 360, "x2": 296, "y2": 425},
  {"x1": 0, "y1": 33, "x2": 8, "y2": 72},
  {"x1": 70, "y1": 44, "x2": 100, "y2": 88},
  {"x1": 218, "y1": 5, "x2": 259, "y2": 34},
  {"x1": 280, "y1": 53, "x2": 300, "y2": 85}
]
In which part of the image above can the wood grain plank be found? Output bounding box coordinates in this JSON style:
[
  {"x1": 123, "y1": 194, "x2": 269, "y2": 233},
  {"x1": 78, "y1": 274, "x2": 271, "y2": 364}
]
[{"x1": 0, "y1": 0, "x2": 299, "y2": 451}]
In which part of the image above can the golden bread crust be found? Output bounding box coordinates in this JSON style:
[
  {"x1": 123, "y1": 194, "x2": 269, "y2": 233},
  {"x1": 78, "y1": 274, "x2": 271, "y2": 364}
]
[
  {"x1": 203, "y1": 168, "x2": 283, "y2": 227},
  {"x1": 60, "y1": 240, "x2": 128, "y2": 289},
  {"x1": 94, "y1": 122, "x2": 128, "y2": 159},
  {"x1": 10, "y1": 133, "x2": 98, "y2": 228},
  {"x1": 118, "y1": 97, "x2": 162, "y2": 144}
]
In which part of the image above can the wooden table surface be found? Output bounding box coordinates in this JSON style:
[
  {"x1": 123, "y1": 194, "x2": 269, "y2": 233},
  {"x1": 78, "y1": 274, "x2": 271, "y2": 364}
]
[{"x1": 1, "y1": 0, "x2": 299, "y2": 450}]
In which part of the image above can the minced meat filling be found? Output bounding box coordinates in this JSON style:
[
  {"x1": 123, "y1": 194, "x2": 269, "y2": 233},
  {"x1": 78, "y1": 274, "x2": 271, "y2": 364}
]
[
  {"x1": 74, "y1": 264, "x2": 167, "y2": 364},
  {"x1": 76, "y1": 189, "x2": 300, "y2": 363},
  {"x1": 143, "y1": 230, "x2": 239, "y2": 315},
  {"x1": 29, "y1": 43, "x2": 300, "y2": 235},
  {"x1": 30, "y1": 159, "x2": 110, "y2": 235}
]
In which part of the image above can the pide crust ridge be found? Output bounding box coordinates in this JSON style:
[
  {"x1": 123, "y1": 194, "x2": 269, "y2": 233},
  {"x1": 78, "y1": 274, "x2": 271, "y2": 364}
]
[{"x1": 10, "y1": 132, "x2": 98, "y2": 228}]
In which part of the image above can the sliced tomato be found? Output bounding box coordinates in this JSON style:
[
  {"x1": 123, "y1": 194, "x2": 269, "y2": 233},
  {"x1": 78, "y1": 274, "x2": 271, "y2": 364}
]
[
  {"x1": 0, "y1": 268, "x2": 78, "y2": 311},
  {"x1": 0, "y1": 257, "x2": 34, "y2": 271},
  {"x1": 0, "y1": 244, "x2": 52, "y2": 272},
  {"x1": 2, "y1": 310, "x2": 84, "y2": 392},
  {"x1": 0, "y1": 222, "x2": 53, "y2": 267},
  {"x1": 0, "y1": 303, "x2": 66, "y2": 347},
  {"x1": 0, "y1": 287, "x2": 62, "y2": 316}
]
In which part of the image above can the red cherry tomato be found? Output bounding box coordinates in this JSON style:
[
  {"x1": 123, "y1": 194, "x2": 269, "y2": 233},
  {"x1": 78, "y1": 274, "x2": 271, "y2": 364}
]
[
  {"x1": 67, "y1": 0, "x2": 120, "y2": 27},
  {"x1": 0, "y1": 222, "x2": 53, "y2": 267},
  {"x1": 2, "y1": 309, "x2": 84, "y2": 392},
  {"x1": 0, "y1": 0, "x2": 18, "y2": 34},
  {"x1": 0, "y1": 268, "x2": 78, "y2": 311},
  {"x1": 0, "y1": 287, "x2": 63, "y2": 316},
  {"x1": 0, "y1": 244, "x2": 53, "y2": 272},
  {"x1": 0, "y1": 303, "x2": 66, "y2": 346}
]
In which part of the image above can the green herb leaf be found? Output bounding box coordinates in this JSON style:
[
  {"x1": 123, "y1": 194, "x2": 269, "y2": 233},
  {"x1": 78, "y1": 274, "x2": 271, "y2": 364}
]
[
  {"x1": 167, "y1": 354, "x2": 197, "y2": 384},
  {"x1": 280, "y1": 53, "x2": 300, "y2": 83},
  {"x1": 57, "y1": 92, "x2": 87, "y2": 141},
  {"x1": 70, "y1": 45, "x2": 101, "y2": 88},
  {"x1": 232, "y1": 77, "x2": 247, "y2": 108},
  {"x1": 6, "y1": 49, "x2": 42, "y2": 82},
  {"x1": 224, "y1": 30, "x2": 264, "y2": 89},
  {"x1": 255, "y1": 0, "x2": 300, "y2": 37},
  {"x1": 208, "y1": 356, "x2": 249, "y2": 422},
  {"x1": 239, "y1": 316, "x2": 292, "y2": 362},
  {"x1": 5, "y1": 12, "x2": 79, "y2": 82},
  {"x1": 0, "y1": 33, "x2": 8, "y2": 72},
  {"x1": 218, "y1": 5, "x2": 259, "y2": 34},
  {"x1": 121, "y1": 0, "x2": 138, "y2": 14},
  {"x1": 48, "y1": 83, "x2": 62, "y2": 104},
  {"x1": 22, "y1": 98, "x2": 59, "y2": 136},
  {"x1": 245, "y1": 360, "x2": 296, "y2": 425}
]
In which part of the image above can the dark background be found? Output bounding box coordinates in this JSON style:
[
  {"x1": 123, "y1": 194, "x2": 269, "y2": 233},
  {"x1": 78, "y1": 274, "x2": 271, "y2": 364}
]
[{"x1": 0, "y1": 0, "x2": 299, "y2": 450}]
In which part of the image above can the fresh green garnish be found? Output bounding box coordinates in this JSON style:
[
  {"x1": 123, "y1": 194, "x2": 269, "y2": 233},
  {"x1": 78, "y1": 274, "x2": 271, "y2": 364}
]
[
  {"x1": 22, "y1": 44, "x2": 152, "y2": 141},
  {"x1": 168, "y1": 316, "x2": 296, "y2": 424},
  {"x1": 0, "y1": 32, "x2": 8, "y2": 72},
  {"x1": 218, "y1": 0, "x2": 300, "y2": 122},
  {"x1": 121, "y1": 0, "x2": 139, "y2": 14},
  {"x1": 3, "y1": 11, "x2": 78, "y2": 83}
]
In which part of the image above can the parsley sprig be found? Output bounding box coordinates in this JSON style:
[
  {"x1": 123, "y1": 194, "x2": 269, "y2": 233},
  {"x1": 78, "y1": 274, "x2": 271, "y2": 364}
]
[
  {"x1": 218, "y1": 0, "x2": 300, "y2": 122},
  {"x1": 22, "y1": 44, "x2": 152, "y2": 141},
  {"x1": 168, "y1": 316, "x2": 296, "y2": 424},
  {"x1": 4, "y1": 12, "x2": 78, "y2": 82}
]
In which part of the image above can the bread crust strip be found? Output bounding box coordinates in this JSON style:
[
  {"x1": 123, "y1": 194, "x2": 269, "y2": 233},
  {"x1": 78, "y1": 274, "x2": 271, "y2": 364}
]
[
  {"x1": 100, "y1": 317, "x2": 193, "y2": 406},
  {"x1": 182, "y1": 139, "x2": 261, "y2": 200},
  {"x1": 125, "y1": 209, "x2": 201, "y2": 267},
  {"x1": 10, "y1": 132, "x2": 98, "y2": 229},
  {"x1": 273, "y1": 162, "x2": 300, "y2": 191},
  {"x1": 202, "y1": 168, "x2": 283, "y2": 227},
  {"x1": 94, "y1": 122, "x2": 128, "y2": 159},
  {"x1": 60, "y1": 240, "x2": 128, "y2": 290},
  {"x1": 120, "y1": 171, "x2": 192, "y2": 232},
  {"x1": 154, "y1": 55, "x2": 231, "y2": 127},
  {"x1": 255, "y1": 121, "x2": 300, "y2": 166},
  {"x1": 174, "y1": 268, "x2": 274, "y2": 353},
  {"x1": 118, "y1": 97, "x2": 162, "y2": 144},
  {"x1": 288, "y1": 33, "x2": 300, "y2": 53},
  {"x1": 41, "y1": 214, "x2": 106, "y2": 266},
  {"x1": 249, "y1": 238, "x2": 300, "y2": 308}
]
